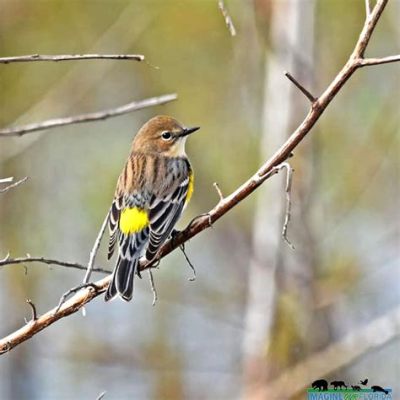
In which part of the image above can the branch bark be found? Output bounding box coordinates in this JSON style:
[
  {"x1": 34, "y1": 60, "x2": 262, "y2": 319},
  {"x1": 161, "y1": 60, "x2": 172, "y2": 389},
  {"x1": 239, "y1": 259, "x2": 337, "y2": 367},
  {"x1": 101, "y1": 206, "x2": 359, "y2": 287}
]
[
  {"x1": 0, "y1": 177, "x2": 28, "y2": 193},
  {"x1": 358, "y1": 55, "x2": 400, "y2": 66},
  {"x1": 0, "y1": 94, "x2": 177, "y2": 137},
  {"x1": 0, "y1": 0, "x2": 398, "y2": 355},
  {"x1": 218, "y1": 0, "x2": 237, "y2": 36},
  {"x1": 0, "y1": 256, "x2": 110, "y2": 275},
  {"x1": 0, "y1": 54, "x2": 144, "y2": 64}
]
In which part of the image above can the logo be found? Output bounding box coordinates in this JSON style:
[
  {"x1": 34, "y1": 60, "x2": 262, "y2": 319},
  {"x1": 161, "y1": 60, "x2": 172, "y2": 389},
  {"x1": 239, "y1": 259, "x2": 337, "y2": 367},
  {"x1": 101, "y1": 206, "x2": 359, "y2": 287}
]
[{"x1": 307, "y1": 378, "x2": 392, "y2": 399}]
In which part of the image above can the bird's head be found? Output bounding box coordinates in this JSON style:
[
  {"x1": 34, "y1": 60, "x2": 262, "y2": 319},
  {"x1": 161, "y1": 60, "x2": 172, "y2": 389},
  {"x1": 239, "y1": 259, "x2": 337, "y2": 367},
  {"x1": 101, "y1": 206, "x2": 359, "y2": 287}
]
[{"x1": 132, "y1": 115, "x2": 200, "y2": 157}]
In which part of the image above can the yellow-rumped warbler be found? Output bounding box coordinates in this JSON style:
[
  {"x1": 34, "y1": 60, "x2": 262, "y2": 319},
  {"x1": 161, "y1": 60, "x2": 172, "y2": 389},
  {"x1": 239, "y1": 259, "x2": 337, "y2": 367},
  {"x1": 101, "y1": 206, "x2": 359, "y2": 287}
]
[{"x1": 105, "y1": 115, "x2": 199, "y2": 301}]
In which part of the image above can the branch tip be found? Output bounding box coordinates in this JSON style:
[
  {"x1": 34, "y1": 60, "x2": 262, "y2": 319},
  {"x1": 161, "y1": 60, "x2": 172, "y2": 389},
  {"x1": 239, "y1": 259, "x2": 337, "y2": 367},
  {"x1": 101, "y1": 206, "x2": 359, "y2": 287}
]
[
  {"x1": 213, "y1": 182, "x2": 224, "y2": 201},
  {"x1": 96, "y1": 391, "x2": 107, "y2": 400},
  {"x1": 179, "y1": 244, "x2": 196, "y2": 282},
  {"x1": 0, "y1": 252, "x2": 10, "y2": 263},
  {"x1": 55, "y1": 283, "x2": 99, "y2": 314},
  {"x1": 0, "y1": 177, "x2": 14, "y2": 184},
  {"x1": 358, "y1": 55, "x2": 400, "y2": 67},
  {"x1": 144, "y1": 59, "x2": 160, "y2": 70},
  {"x1": 0, "y1": 176, "x2": 28, "y2": 193},
  {"x1": 284, "y1": 71, "x2": 317, "y2": 104},
  {"x1": 365, "y1": 0, "x2": 371, "y2": 18},
  {"x1": 218, "y1": 0, "x2": 237, "y2": 37},
  {"x1": 26, "y1": 299, "x2": 38, "y2": 322},
  {"x1": 148, "y1": 270, "x2": 158, "y2": 306}
]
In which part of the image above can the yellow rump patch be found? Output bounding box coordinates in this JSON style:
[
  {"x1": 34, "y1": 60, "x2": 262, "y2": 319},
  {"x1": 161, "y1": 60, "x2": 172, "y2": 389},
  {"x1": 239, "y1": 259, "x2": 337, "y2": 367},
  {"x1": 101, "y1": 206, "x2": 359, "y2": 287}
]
[
  {"x1": 119, "y1": 207, "x2": 149, "y2": 234},
  {"x1": 186, "y1": 171, "x2": 194, "y2": 204}
]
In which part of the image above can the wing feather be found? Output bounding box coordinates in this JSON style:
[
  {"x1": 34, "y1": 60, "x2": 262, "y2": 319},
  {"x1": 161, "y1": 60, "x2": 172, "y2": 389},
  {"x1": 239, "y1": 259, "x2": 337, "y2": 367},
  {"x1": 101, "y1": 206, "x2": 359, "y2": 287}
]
[
  {"x1": 107, "y1": 196, "x2": 123, "y2": 260},
  {"x1": 145, "y1": 179, "x2": 188, "y2": 261}
]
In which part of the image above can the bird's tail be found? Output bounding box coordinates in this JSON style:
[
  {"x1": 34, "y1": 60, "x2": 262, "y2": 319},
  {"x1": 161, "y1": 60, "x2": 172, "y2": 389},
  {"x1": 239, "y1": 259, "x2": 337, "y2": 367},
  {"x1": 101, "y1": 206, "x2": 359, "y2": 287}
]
[{"x1": 105, "y1": 256, "x2": 138, "y2": 302}]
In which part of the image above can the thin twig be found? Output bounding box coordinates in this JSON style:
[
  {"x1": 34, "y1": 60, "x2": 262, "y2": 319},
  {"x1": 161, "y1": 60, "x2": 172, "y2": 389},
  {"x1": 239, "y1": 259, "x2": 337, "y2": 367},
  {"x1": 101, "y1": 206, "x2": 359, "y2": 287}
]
[
  {"x1": 284, "y1": 71, "x2": 317, "y2": 103},
  {"x1": 26, "y1": 299, "x2": 38, "y2": 322},
  {"x1": 352, "y1": 0, "x2": 388, "y2": 59},
  {"x1": 179, "y1": 244, "x2": 197, "y2": 282},
  {"x1": 55, "y1": 283, "x2": 99, "y2": 314},
  {"x1": 0, "y1": 256, "x2": 110, "y2": 274},
  {"x1": 0, "y1": 0, "x2": 398, "y2": 355},
  {"x1": 365, "y1": 0, "x2": 371, "y2": 18},
  {"x1": 96, "y1": 391, "x2": 107, "y2": 400},
  {"x1": 0, "y1": 253, "x2": 10, "y2": 263},
  {"x1": 275, "y1": 163, "x2": 295, "y2": 249},
  {"x1": 0, "y1": 54, "x2": 144, "y2": 64},
  {"x1": 213, "y1": 182, "x2": 224, "y2": 201},
  {"x1": 0, "y1": 177, "x2": 14, "y2": 184},
  {"x1": 0, "y1": 94, "x2": 177, "y2": 137},
  {"x1": 358, "y1": 55, "x2": 400, "y2": 67},
  {"x1": 0, "y1": 177, "x2": 28, "y2": 193},
  {"x1": 218, "y1": 0, "x2": 237, "y2": 36},
  {"x1": 83, "y1": 211, "x2": 110, "y2": 284},
  {"x1": 148, "y1": 270, "x2": 158, "y2": 306}
]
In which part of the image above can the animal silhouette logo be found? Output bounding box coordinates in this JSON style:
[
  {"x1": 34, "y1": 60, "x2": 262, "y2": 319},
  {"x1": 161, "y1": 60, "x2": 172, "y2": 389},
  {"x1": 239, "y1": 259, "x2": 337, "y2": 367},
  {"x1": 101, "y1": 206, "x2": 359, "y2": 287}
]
[
  {"x1": 307, "y1": 376, "x2": 392, "y2": 399},
  {"x1": 331, "y1": 380, "x2": 347, "y2": 390},
  {"x1": 371, "y1": 385, "x2": 389, "y2": 395},
  {"x1": 311, "y1": 379, "x2": 328, "y2": 391}
]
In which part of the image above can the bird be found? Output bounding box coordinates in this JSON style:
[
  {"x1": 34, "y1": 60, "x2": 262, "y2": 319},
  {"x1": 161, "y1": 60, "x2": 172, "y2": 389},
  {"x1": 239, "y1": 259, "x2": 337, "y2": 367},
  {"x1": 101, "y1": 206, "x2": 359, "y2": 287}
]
[
  {"x1": 360, "y1": 379, "x2": 368, "y2": 386},
  {"x1": 104, "y1": 115, "x2": 199, "y2": 301}
]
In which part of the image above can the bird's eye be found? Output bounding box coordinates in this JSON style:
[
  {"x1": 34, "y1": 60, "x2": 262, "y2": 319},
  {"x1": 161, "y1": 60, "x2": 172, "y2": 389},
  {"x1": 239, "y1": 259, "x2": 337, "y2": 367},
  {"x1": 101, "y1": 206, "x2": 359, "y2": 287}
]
[{"x1": 161, "y1": 131, "x2": 172, "y2": 140}]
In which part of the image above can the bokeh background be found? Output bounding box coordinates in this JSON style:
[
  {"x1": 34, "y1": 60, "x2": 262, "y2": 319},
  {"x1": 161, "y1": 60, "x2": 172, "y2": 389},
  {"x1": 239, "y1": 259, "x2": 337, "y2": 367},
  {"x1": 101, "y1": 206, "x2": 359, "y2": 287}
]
[{"x1": 0, "y1": 0, "x2": 399, "y2": 399}]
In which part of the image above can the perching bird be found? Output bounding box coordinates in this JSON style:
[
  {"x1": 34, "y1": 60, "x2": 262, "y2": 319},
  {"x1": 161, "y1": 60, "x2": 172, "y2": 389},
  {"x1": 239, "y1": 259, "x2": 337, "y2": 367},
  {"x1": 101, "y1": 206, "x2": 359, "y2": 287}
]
[
  {"x1": 105, "y1": 115, "x2": 199, "y2": 301},
  {"x1": 360, "y1": 379, "x2": 368, "y2": 386}
]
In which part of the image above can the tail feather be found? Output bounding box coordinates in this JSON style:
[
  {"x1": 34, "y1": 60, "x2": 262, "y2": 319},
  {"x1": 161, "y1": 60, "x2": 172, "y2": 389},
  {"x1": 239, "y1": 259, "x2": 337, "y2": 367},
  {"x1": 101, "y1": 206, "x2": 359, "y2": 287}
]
[
  {"x1": 105, "y1": 256, "x2": 137, "y2": 302},
  {"x1": 104, "y1": 274, "x2": 117, "y2": 301}
]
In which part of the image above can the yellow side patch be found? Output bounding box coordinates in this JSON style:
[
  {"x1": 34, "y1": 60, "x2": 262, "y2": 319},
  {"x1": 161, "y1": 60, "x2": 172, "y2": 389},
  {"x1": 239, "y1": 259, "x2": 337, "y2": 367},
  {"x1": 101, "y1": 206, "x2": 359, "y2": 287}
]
[
  {"x1": 186, "y1": 171, "x2": 194, "y2": 204},
  {"x1": 119, "y1": 207, "x2": 149, "y2": 234}
]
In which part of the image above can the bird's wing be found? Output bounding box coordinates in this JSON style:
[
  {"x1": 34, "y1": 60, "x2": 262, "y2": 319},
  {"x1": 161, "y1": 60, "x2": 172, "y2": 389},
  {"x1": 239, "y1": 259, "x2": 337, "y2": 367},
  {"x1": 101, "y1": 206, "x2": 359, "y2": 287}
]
[
  {"x1": 107, "y1": 195, "x2": 123, "y2": 260},
  {"x1": 146, "y1": 176, "x2": 190, "y2": 261},
  {"x1": 105, "y1": 194, "x2": 151, "y2": 301}
]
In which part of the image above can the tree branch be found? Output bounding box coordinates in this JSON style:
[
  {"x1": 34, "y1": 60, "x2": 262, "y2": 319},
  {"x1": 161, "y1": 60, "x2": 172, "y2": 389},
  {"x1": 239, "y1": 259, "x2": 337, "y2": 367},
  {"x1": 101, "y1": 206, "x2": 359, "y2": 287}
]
[
  {"x1": 213, "y1": 182, "x2": 224, "y2": 201},
  {"x1": 217, "y1": 0, "x2": 237, "y2": 37},
  {"x1": 0, "y1": 94, "x2": 177, "y2": 137},
  {"x1": 276, "y1": 162, "x2": 295, "y2": 249},
  {"x1": 0, "y1": 177, "x2": 13, "y2": 184},
  {"x1": 0, "y1": 54, "x2": 144, "y2": 64},
  {"x1": 284, "y1": 71, "x2": 317, "y2": 103},
  {"x1": 0, "y1": 0, "x2": 398, "y2": 355},
  {"x1": 352, "y1": 0, "x2": 388, "y2": 59},
  {"x1": 0, "y1": 256, "x2": 110, "y2": 275},
  {"x1": 0, "y1": 177, "x2": 28, "y2": 193},
  {"x1": 25, "y1": 299, "x2": 38, "y2": 322},
  {"x1": 365, "y1": 0, "x2": 371, "y2": 18},
  {"x1": 83, "y1": 212, "x2": 110, "y2": 284},
  {"x1": 358, "y1": 55, "x2": 400, "y2": 66}
]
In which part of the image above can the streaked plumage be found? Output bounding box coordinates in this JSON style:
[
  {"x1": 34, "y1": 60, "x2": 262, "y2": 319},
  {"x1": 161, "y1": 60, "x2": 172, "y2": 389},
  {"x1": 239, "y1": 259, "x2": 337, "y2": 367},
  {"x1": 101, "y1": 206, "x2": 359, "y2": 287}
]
[{"x1": 105, "y1": 115, "x2": 199, "y2": 301}]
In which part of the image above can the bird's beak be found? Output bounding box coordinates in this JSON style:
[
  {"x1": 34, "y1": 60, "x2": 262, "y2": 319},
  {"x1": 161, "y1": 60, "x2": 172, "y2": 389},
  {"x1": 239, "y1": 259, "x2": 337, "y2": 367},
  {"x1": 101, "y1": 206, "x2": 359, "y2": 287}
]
[{"x1": 180, "y1": 126, "x2": 200, "y2": 137}]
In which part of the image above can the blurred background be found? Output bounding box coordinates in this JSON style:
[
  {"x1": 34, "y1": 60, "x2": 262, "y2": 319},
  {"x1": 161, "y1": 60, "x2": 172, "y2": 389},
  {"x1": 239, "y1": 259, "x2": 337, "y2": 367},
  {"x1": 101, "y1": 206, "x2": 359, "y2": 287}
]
[{"x1": 0, "y1": 0, "x2": 399, "y2": 399}]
